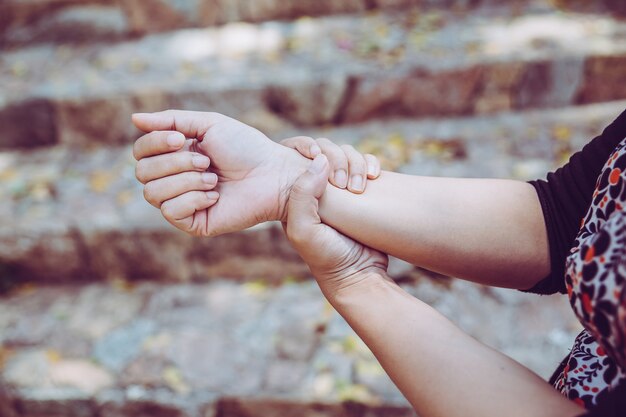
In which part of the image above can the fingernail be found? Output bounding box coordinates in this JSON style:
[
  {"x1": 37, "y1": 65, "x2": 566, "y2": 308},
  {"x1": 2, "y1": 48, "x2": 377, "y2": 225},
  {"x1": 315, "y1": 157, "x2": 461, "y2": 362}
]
[
  {"x1": 206, "y1": 191, "x2": 219, "y2": 200},
  {"x1": 350, "y1": 175, "x2": 363, "y2": 192},
  {"x1": 202, "y1": 172, "x2": 217, "y2": 184},
  {"x1": 192, "y1": 155, "x2": 210, "y2": 168},
  {"x1": 367, "y1": 164, "x2": 376, "y2": 177},
  {"x1": 167, "y1": 134, "x2": 184, "y2": 147},
  {"x1": 334, "y1": 169, "x2": 348, "y2": 188},
  {"x1": 309, "y1": 155, "x2": 327, "y2": 174},
  {"x1": 310, "y1": 144, "x2": 321, "y2": 157}
]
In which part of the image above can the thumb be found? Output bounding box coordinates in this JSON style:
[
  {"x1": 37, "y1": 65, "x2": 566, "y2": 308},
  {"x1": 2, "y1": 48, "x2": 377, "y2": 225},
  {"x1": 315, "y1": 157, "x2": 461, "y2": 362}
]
[
  {"x1": 286, "y1": 154, "x2": 329, "y2": 249},
  {"x1": 131, "y1": 110, "x2": 221, "y2": 139}
]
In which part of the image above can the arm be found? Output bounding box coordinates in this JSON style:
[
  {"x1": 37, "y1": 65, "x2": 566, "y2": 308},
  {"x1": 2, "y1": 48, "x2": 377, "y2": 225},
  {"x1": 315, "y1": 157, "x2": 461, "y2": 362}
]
[
  {"x1": 315, "y1": 108, "x2": 626, "y2": 290},
  {"x1": 319, "y1": 173, "x2": 548, "y2": 289},
  {"x1": 132, "y1": 111, "x2": 547, "y2": 289},
  {"x1": 329, "y1": 271, "x2": 583, "y2": 417},
  {"x1": 283, "y1": 156, "x2": 583, "y2": 417},
  {"x1": 132, "y1": 109, "x2": 625, "y2": 290}
]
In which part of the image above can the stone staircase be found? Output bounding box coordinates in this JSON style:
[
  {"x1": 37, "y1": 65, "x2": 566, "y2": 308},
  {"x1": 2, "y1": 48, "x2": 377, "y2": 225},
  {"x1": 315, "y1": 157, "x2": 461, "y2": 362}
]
[{"x1": 0, "y1": 1, "x2": 625, "y2": 416}]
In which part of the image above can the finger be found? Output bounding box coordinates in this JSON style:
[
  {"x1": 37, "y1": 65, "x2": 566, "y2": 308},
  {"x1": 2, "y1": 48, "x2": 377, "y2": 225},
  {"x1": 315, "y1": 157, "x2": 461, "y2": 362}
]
[
  {"x1": 280, "y1": 136, "x2": 321, "y2": 159},
  {"x1": 135, "y1": 152, "x2": 211, "y2": 184},
  {"x1": 133, "y1": 131, "x2": 186, "y2": 160},
  {"x1": 161, "y1": 191, "x2": 220, "y2": 222},
  {"x1": 341, "y1": 144, "x2": 368, "y2": 194},
  {"x1": 364, "y1": 153, "x2": 381, "y2": 179},
  {"x1": 143, "y1": 171, "x2": 218, "y2": 208},
  {"x1": 316, "y1": 138, "x2": 348, "y2": 189},
  {"x1": 286, "y1": 154, "x2": 329, "y2": 249},
  {"x1": 132, "y1": 110, "x2": 225, "y2": 140}
]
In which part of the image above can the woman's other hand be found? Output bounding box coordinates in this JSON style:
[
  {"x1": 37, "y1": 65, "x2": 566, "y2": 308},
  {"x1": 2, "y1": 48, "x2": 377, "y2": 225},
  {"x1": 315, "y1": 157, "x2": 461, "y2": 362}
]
[
  {"x1": 281, "y1": 136, "x2": 381, "y2": 194},
  {"x1": 283, "y1": 154, "x2": 389, "y2": 298}
]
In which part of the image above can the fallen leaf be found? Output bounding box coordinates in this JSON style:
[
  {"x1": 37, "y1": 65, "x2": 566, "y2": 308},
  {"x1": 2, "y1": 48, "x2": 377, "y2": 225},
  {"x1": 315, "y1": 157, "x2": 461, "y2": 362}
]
[
  {"x1": 162, "y1": 366, "x2": 190, "y2": 394},
  {"x1": 243, "y1": 280, "x2": 267, "y2": 295},
  {"x1": 116, "y1": 189, "x2": 134, "y2": 206},
  {"x1": 90, "y1": 171, "x2": 115, "y2": 193},
  {"x1": 552, "y1": 125, "x2": 572, "y2": 142},
  {"x1": 46, "y1": 349, "x2": 62, "y2": 363}
]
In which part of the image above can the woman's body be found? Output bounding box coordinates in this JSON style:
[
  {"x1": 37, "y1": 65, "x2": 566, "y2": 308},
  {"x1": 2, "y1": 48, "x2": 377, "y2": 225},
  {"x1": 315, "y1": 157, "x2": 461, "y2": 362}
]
[{"x1": 131, "y1": 107, "x2": 626, "y2": 416}]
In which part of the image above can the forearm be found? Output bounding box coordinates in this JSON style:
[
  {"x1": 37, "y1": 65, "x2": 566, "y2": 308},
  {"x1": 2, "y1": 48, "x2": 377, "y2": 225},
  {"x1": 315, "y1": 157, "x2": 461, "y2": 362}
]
[
  {"x1": 318, "y1": 171, "x2": 550, "y2": 289},
  {"x1": 326, "y1": 275, "x2": 582, "y2": 417}
]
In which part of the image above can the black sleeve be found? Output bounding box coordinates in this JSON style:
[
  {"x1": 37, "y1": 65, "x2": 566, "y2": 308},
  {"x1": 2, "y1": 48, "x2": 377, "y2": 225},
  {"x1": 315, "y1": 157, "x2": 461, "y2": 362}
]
[
  {"x1": 577, "y1": 381, "x2": 626, "y2": 417},
  {"x1": 523, "y1": 108, "x2": 626, "y2": 295}
]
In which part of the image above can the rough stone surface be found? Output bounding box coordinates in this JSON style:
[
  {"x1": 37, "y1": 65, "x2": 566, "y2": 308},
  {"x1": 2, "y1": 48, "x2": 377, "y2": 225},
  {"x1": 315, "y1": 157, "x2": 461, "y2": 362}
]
[
  {"x1": 0, "y1": 278, "x2": 581, "y2": 415},
  {"x1": 1, "y1": 6, "x2": 625, "y2": 148},
  {"x1": 1, "y1": 1, "x2": 625, "y2": 414},
  {"x1": 1, "y1": 0, "x2": 548, "y2": 48}
]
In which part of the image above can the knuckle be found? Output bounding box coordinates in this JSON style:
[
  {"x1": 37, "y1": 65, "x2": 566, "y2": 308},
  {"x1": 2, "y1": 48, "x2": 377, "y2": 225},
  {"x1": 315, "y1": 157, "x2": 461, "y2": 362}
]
[
  {"x1": 135, "y1": 161, "x2": 147, "y2": 183},
  {"x1": 160, "y1": 201, "x2": 175, "y2": 219},
  {"x1": 287, "y1": 226, "x2": 306, "y2": 245},
  {"x1": 132, "y1": 143, "x2": 141, "y2": 160},
  {"x1": 143, "y1": 182, "x2": 157, "y2": 203},
  {"x1": 187, "y1": 172, "x2": 200, "y2": 188},
  {"x1": 316, "y1": 137, "x2": 333, "y2": 148}
]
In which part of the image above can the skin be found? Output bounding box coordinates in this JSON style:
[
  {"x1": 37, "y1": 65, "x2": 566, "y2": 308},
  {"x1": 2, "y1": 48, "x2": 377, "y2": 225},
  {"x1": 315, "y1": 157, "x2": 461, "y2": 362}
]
[
  {"x1": 131, "y1": 110, "x2": 580, "y2": 415},
  {"x1": 283, "y1": 155, "x2": 582, "y2": 417},
  {"x1": 132, "y1": 110, "x2": 549, "y2": 290}
]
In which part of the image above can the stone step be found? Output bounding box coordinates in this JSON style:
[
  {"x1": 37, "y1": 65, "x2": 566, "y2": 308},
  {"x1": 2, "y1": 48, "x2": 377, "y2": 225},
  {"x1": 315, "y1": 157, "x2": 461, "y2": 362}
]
[
  {"x1": 0, "y1": 101, "x2": 623, "y2": 285},
  {"x1": 1, "y1": 4, "x2": 626, "y2": 149},
  {"x1": 0, "y1": 0, "x2": 442, "y2": 48},
  {"x1": 5, "y1": 0, "x2": 623, "y2": 49},
  {"x1": 4, "y1": 0, "x2": 626, "y2": 50},
  {"x1": 0, "y1": 277, "x2": 582, "y2": 416}
]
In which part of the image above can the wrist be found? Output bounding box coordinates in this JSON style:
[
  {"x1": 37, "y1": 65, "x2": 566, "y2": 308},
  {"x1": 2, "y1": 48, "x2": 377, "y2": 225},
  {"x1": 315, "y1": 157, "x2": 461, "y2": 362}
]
[
  {"x1": 274, "y1": 147, "x2": 312, "y2": 223},
  {"x1": 320, "y1": 268, "x2": 398, "y2": 309}
]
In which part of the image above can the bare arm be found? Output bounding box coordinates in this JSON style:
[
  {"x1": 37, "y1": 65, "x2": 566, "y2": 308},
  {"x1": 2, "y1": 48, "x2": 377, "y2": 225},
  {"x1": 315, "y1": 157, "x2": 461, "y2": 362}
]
[
  {"x1": 329, "y1": 273, "x2": 581, "y2": 417},
  {"x1": 318, "y1": 171, "x2": 549, "y2": 289},
  {"x1": 131, "y1": 111, "x2": 549, "y2": 289},
  {"x1": 283, "y1": 157, "x2": 581, "y2": 417}
]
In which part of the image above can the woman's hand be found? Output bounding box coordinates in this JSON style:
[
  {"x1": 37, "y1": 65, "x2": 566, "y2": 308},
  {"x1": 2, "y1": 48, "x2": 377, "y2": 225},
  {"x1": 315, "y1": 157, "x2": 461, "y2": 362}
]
[
  {"x1": 132, "y1": 110, "x2": 310, "y2": 236},
  {"x1": 283, "y1": 154, "x2": 389, "y2": 297},
  {"x1": 280, "y1": 136, "x2": 381, "y2": 194}
]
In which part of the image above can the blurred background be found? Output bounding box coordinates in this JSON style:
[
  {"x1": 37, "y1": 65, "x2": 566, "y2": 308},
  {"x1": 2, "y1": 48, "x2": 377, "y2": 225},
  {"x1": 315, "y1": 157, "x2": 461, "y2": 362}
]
[{"x1": 0, "y1": 0, "x2": 625, "y2": 416}]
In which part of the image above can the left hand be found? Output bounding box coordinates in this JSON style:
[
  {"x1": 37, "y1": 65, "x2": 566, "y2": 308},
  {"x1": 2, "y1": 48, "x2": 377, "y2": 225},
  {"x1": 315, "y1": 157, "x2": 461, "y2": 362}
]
[
  {"x1": 283, "y1": 154, "x2": 389, "y2": 296},
  {"x1": 132, "y1": 110, "x2": 309, "y2": 236}
]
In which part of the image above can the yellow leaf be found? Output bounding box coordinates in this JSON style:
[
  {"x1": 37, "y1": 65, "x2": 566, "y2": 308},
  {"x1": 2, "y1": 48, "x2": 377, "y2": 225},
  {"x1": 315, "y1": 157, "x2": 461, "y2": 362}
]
[
  {"x1": 336, "y1": 381, "x2": 376, "y2": 403},
  {"x1": 355, "y1": 359, "x2": 384, "y2": 376},
  {"x1": 90, "y1": 171, "x2": 115, "y2": 193},
  {"x1": 110, "y1": 277, "x2": 135, "y2": 292},
  {"x1": 11, "y1": 61, "x2": 28, "y2": 78},
  {"x1": 341, "y1": 335, "x2": 358, "y2": 353},
  {"x1": 0, "y1": 347, "x2": 15, "y2": 370},
  {"x1": 46, "y1": 349, "x2": 62, "y2": 363},
  {"x1": 142, "y1": 333, "x2": 172, "y2": 351},
  {"x1": 552, "y1": 125, "x2": 572, "y2": 142},
  {"x1": 116, "y1": 189, "x2": 134, "y2": 206},
  {"x1": 0, "y1": 168, "x2": 17, "y2": 181},
  {"x1": 243, "y1": 280, "x2": 267, "y2": 295},
  {"x1": 130, "y1": 58, "x2": 148, "y2": 73},
  {"x1": 162, "y1": 366, "x2": 190, "y2": 394}
]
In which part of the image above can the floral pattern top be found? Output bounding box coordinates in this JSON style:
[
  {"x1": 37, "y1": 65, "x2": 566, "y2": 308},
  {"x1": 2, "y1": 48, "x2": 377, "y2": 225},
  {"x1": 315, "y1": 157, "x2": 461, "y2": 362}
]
[{"x1": 553, "y1": 137, "x2": 626, "y2": 409}]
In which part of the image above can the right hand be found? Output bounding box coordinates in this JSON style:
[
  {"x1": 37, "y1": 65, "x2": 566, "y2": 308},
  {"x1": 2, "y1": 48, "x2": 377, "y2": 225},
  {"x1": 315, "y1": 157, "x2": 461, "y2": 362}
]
[
  {"x1": 281, "y1": 136, "x2": 381, "y2": 194},
  {"x1": 283, "y1": 154, "x2": 389, "y2": 298}
]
